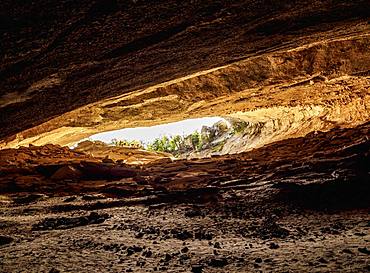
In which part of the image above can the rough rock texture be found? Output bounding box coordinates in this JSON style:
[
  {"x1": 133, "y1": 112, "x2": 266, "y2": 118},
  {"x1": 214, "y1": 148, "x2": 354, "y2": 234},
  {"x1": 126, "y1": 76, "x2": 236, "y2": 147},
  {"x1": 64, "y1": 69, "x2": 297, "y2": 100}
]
[
  {"x1": 0, "y1": 0, "x2": 369, "y2": 147},
  {"x1": 0, "y1": 2, "x2": 370, "y2": 272},
  {"x1": 1, "y1": 122, "x2": 369, "y2": 197},
  {"x1": 0, "y1": 123, "x2": 369, "y2": 272}
]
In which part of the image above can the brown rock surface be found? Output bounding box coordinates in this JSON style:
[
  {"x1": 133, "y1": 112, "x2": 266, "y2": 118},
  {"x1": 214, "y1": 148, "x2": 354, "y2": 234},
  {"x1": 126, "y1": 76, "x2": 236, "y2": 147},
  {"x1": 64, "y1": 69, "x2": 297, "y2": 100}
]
[
  {"x1": 0, "y1": 0, "x2": 369, "y2": 147},
  {"x1": 0, "y1": 123, "x2": 369, "y2": 272},
  {"x1": 51, "y1": 165, "x2": 82, "y2": 180},
  {"x1": 0, "y1": 1, "x2": 369, "y2": 272}
]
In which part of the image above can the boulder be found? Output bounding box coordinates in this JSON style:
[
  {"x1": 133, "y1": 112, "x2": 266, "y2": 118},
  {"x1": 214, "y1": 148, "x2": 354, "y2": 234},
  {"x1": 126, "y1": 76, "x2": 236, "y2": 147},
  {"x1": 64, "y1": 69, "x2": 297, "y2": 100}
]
[{"x1": 51, "y1": 165, "x2": 82, "y2": 180}]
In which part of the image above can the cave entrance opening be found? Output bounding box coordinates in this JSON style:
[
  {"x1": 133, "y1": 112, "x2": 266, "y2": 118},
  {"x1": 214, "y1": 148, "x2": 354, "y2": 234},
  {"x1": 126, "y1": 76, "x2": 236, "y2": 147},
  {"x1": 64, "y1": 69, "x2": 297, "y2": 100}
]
[{"x1": 73, "y1": 117, "x2": 235, "y2": 161}]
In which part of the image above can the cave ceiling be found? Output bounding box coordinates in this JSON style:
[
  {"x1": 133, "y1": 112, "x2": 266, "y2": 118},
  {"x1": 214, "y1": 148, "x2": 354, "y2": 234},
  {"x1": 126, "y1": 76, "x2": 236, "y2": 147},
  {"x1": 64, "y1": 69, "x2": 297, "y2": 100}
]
[{"x1": 0, "y1": 0, "x2": 369, "y2": 148}]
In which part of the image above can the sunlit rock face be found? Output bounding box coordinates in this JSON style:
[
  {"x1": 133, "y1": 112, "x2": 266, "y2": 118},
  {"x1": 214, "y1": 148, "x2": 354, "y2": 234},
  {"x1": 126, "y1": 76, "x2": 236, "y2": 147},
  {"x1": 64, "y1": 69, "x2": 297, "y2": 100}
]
[
  {"x1": 0, "y1": 0, "x2": 369, "y2": 149},
  {"x1": 1, "y1": 2, "x2": 370, "y2": 272},
  {"x1": 1, "y1": 36, "x2": 369, "y2": 149}
]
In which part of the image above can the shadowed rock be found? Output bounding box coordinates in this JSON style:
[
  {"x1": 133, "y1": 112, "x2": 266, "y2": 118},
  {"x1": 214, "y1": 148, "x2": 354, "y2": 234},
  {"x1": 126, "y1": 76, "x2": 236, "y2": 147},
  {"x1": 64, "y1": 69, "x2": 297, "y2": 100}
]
[
  {"x1": 0, "y1": 235, "x2": 13, "y2": 246},
  {"x1": 32, "y1": 212, "x2": 110, "y2": 230}
]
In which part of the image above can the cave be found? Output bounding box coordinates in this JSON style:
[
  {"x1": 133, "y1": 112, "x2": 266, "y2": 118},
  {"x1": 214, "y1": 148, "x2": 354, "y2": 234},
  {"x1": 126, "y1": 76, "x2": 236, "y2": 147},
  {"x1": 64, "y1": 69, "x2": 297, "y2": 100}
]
[{"x1": 0, "y1": 0, "x2": 369, "y2": 272}]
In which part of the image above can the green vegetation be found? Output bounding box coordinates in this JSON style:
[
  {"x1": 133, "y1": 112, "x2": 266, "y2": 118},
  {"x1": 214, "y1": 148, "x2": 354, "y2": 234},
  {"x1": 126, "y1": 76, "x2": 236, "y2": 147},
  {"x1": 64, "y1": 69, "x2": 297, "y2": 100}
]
[
  {"x1": 146, "y1": 131, "x2": 203, "y2": 155},
  {"x1": 190, "y1": 131, "x2": 203, "y2": 151},
  {"x1": 147, "y1": 135, "x2": 178, "y2": 153},
  {"x1": 211, "y1": 140, "x2": 226, "y2": 152},
  {"x1": 110, "y1": 135, "x2": 188, "y2": 155},
  {"x1": 110, "y1": 139, "x2": 144, "y2": 149},
  {"x1": 109, "y1": 120, "x2": 234, "y2": 157},
  {"x1": 231, "y1": 120, "x2": 249, "y2": 135}
]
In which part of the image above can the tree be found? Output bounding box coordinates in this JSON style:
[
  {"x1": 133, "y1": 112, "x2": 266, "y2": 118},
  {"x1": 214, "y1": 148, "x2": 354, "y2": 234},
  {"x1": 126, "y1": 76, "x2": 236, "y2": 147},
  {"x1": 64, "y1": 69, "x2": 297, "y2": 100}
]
[
  {"x1": 169, "y1": 135, "x2": 182, "y2": 152},
  {"x1": 110, "y1": 138, "x2": 144, "y2": 148},
  {"x1": 191, "y1": 131, "x2": 202, "y2": 151}
]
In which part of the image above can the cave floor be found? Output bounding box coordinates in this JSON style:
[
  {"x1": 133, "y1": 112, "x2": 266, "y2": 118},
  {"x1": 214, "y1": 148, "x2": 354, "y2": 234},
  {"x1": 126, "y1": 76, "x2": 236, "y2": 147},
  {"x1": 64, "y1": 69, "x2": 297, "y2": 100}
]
[
  {"x1": 0, "y1": 190, "x2": 369, "y2": 273},
  {"x1": 0, "y1": 123, "x2": 369, "y2": 272}
]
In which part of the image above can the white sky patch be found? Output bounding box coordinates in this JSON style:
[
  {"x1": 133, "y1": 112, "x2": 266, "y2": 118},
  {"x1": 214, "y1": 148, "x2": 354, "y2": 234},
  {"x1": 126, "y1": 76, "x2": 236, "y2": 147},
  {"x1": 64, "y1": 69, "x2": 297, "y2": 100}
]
[{"x1": 89, "y1": 117, "x2": 223, "y2": 144}]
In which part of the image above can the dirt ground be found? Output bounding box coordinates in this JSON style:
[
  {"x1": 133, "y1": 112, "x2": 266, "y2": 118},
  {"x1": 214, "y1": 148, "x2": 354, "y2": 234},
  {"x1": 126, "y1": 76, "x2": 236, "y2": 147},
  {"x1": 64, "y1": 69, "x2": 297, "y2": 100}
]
[
  {"x1": 0, "y1": 189, "x2": 369, "y2": 273},
  {"x1": 1, "y1": 1, "x2": 369, "y2": 271},
  {"x1": 0, "y1": 123, "x2": 369, "y2": 272}
]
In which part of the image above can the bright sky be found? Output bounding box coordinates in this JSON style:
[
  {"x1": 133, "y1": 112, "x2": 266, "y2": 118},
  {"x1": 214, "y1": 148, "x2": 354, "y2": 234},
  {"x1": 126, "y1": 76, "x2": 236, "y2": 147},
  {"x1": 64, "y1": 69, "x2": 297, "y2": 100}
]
[{"x1": 89, "y1": 117, "x2": 223, "y2": 144}]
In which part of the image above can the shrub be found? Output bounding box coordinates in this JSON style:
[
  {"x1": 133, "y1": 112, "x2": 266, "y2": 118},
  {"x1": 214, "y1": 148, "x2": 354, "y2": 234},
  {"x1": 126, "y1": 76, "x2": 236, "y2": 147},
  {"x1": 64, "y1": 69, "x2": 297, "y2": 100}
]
[
  {"x1": 111, "y1": 139, "x2": 144, "y2": 149},
  {"x1": 147, "y1": 131, "x2": 204, "y2": 155},
  {"x1": 147, "y1": 135, "x2": 181, "y2": 153},
  {"x1": 190, "y1": 131, "x2": 203, "y2": 151},
  {"x1": 111, "y1": 129, "x2": 209, "y2": 156},
  {"x1": 231, "y1": 121, "x2": 248, "y2": 135}
]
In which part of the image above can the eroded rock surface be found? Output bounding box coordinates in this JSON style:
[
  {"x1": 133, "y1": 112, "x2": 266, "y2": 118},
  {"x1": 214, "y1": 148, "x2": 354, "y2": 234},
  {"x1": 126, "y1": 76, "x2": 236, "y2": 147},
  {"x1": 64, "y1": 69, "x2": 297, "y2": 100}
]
[
  {"x1": 0, "y1": 123, "x2": 369, "y2": 272},
  {"x1": 0, "y1": 0, "x2": 369, "y2": 148},
  {"x1": 0, "y1": 1, "x2": 369, "y2": 272}
]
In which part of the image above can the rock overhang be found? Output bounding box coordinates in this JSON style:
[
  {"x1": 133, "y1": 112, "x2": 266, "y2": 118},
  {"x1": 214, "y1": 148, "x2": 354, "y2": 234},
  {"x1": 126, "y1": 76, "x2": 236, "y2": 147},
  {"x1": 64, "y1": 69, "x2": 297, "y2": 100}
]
[{"x1": 0, "y1": 0, "x2": 369, "y2": 149}]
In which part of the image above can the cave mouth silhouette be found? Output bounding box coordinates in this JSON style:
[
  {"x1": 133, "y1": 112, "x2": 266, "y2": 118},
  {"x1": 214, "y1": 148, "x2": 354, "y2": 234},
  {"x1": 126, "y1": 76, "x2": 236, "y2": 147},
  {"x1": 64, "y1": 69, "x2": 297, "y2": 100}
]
[{"x1": 85, "y1": 117, "x2": 225, "y2": 146}]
